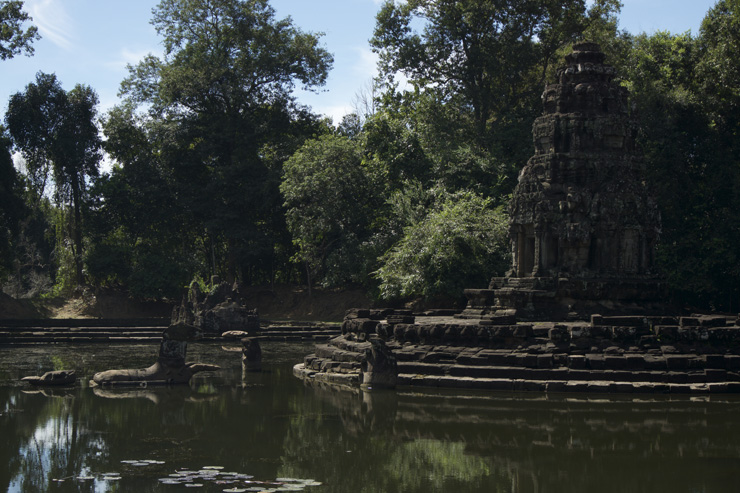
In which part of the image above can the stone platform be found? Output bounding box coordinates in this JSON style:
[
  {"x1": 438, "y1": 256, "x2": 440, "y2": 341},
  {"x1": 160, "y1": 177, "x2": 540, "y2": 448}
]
[{"x1": 293, "y1": 309, "x2": 740, "y2": 394}]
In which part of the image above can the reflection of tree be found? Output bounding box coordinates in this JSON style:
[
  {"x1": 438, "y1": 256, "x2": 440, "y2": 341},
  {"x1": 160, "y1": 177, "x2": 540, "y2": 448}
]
[
  {"x1": 387, "y1": 439, "x2": 498, "y2": 491},
  {"x1": 276, "y1": 383, "x2": 516, "y2": 492},
  {"x1": 4, "y1": 343, "x2": 740, "y2": 493},
  {"x1": 279, "y1": 383, "x2": 740, "y2": 493},
  {"x1": 3, "y1": 390, "x2": 93, "y2": 491}
]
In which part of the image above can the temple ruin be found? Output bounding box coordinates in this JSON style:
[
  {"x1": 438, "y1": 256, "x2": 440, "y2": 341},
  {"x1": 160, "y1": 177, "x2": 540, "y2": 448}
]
[
  {"x1": 294, "y1": 44, "x2": 740, "y2": 395},
  {"x1": 461, "y1": 42, "x2": 666, "y2": 320}
]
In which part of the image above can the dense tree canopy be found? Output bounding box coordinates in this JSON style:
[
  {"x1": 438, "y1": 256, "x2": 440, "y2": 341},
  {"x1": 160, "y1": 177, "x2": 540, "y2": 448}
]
[
  {"x1": 93, "y1": 0, "x2": 334, "y2": 292},
  {"x1": 5, "y1": 72, "x2": 101, "y2": 286},
  {"x1": 3, "y1": 0, "x2": 740, "y2": 311},
  {"x1": 0, "y1": 0, "x2": 38, "y2": 60}
]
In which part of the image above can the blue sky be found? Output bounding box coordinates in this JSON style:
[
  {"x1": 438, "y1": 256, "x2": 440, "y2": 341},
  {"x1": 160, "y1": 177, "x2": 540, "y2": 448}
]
[{"x1": 0, "y1": 0, "x2": 721, "y2": 125}]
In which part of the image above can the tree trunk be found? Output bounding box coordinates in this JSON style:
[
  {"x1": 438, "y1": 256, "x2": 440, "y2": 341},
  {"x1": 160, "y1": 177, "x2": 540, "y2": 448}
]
[
  {"x1": 71, "y1": 182, "x2": 84, "y2": 285},
  {"x1": 227, "y1": 237, "x2": 236, "y2": 285}
]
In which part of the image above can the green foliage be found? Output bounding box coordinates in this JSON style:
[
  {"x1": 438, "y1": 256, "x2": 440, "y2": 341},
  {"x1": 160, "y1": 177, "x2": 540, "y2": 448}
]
[
  {"x1": 5, "y1": 72, "x2": 102, "y2": 285},
  {"x1": 0, "y1": 126, "x2": 24, "y2": 277},
  {"x1": 281, "y1": 133, "x2": 380, "y2": 287},
  {"x1": 376, "y1": 191, "x2": 510, "y2": 302},
  {"x1": 621, "y1": 7, "x2": 740, "y2": 310},
  {"x1": 0, "y1": 0, "x2": 39, "y2": 60},
  {"x1": 118, "y1": 0, "x2": 334, "y2": 285}
]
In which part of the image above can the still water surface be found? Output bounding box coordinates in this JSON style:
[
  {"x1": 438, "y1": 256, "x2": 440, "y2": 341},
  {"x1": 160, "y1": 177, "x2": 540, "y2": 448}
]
[{"x1": 1, "y1": 341, "x2": 739, "y2": 492}]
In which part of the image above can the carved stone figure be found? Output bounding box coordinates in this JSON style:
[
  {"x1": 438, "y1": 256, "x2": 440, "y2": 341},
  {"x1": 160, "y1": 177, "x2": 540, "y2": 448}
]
[
  {"x1": 22, "y1": 370, "x2": 76, "y2": 386},
  {"x1": 360, "y1": 338, "x2": 398, "y2": 389},
  {"x1": 90, "y1": 322, "x2": 219, "y2": 387},
  {"x1": 241, "y1": 337, "x2": 262, "y2": 372}
]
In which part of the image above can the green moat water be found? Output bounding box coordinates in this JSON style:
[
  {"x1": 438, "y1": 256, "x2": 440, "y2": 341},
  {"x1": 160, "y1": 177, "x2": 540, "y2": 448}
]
[{"x1": 1, "y1": 341, "x2": 740, "y2": 492}]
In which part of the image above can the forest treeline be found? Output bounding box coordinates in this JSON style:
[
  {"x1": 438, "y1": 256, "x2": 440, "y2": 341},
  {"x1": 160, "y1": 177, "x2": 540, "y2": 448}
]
[{"x1": 1, "y1": 0, "x2": 740, "y2": 311}]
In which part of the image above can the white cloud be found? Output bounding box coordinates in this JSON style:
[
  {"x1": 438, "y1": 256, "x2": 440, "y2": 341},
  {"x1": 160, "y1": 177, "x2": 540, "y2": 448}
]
[
  {"x1": 26, "y1": 0, "x2": 75, "y2": 50},
  {"x1": 103, "y1": 47, "x2": 157, "y2": 73},
  {"x1": 317, "y1": 104, "x2": 354, "y2": 125}
]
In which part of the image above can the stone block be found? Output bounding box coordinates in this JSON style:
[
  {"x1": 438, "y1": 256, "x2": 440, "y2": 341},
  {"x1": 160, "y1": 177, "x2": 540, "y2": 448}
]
[
  {"x1": 568, "y1": 355, "x2": 587, "y2": 369},
  {"x1": 533, "y1": 326, "x2": 550, "y2": 337},
  {"x1": 724, "y1": 382, "x2": 740, "y2": 393},
  {"x1": 459, "y1": 326, "x2": 478, "y2": 344},
  {"x1": 665, "y1": 372, "x2": 689, "y2": 384},
  {"x1": 599, "y1": 316, "x2": 648, "y2": 327},
  {"x1": 698, "y1": 315, "x2": 728, "y2": 328},
  {"x1": 679, "y1": 317, "x2": 700, "y2": 327},
  {"x1": 565, "y1": 381, "x2": 590, "y2": 393},
  {"x1": 604, "y1": 355, "x2": 627, "y2": 370},
  {"x1": 586, "y1": 354, "x2": 605, "y2": 370},
  {"x1": 726, "y1": 355, "x2": 740, "y2": 370},
  {"x1": 492, "y1": 326, "x2": 513, "y2": 339},
  {"x1": 480, "y1": 313, "x2": 517, "y2": 325},
  {"x1": 513, "y1": 325, "x2": 534, "y2": 339},
  {"x1": 586, "y1": 381, "x2": 612, "y2": 393},
  {"x1": 677, "y1": 327, "x2": 709, "y2": 342},
  {"x1": 549, "y1": 327, "x2": 569, "y2": 343},
  {"x1": 703, "y1": 354, "x2": 726, "y2": 369},
  {"x1": 665, "y1": 355, "x2": 692, "y2": 370},
  {"x1": 708, "y1": 328, "x2": 740, "y2": 344},
  {"x1": 654, "y1": 325, "x2": 678, "y2": 340},
  {"x1": 668, "y1": 384, "x2": 693, "y2": 394},
  {"x1": 625, "y1": 354, "x2": 645, "y2": 370},
  {"x1": 537, "y1": 354, "x2": 553, "y2": 369},
  {"x1": 569, "y1": 324, "x2": 591, "y2": 339},
  {"x1": 519, "y1": 354, "x2": 539, "y2": 368},
  {"x1": 546, "y1": 381, "x2": 568, "y2": 393},
  {"x1": 704, "y1": 369, "x2": 727, "y2": 382},
  {"x1": 612, "y1": 326, "x2": 646, "y2": 341},
  {"x1": 612, "y1": 383, "x2": 636, "y2": 393},
  {"x1": 387, "y1": 314, "x2": 415, "y2": 325},
  {"x1": 345, "y1": 308, "x2": 370, "y2": 319}
]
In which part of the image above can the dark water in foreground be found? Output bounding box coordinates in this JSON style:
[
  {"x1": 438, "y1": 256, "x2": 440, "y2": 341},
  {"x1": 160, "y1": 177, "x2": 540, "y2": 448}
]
[{"x1": 1, "y1": 342, "x2": 740, "y2": 493}]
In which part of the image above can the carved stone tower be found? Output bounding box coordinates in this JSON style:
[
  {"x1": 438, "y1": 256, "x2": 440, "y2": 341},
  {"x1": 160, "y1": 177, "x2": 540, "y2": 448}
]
[{"x1": 462, "y1": 42, "x2": 665, "y2": 320}]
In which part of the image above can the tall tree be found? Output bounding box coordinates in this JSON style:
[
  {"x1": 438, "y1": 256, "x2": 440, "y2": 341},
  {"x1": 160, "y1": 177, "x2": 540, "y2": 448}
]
[
  {"x1": 5, "y1": 72, "x2": 102, "y2": 285},
  {"x1": 120, "y1": 0, "x2": 333, "y2": 284},
  {"x1": 281, "y1": 134, "x2": 380, "y2": 290},
  {"x1": 370, "y1": 0, "x2": 622, "y2": 196},
  {"x1": 371, "y1": 0, "x2": 620, "y2": 134},
  {"x1": 0, "y1": 0, "x2": 39, "y2": 60},
  {"x1": 0, "y1": 125, "x2": 24, "y2": 277}
]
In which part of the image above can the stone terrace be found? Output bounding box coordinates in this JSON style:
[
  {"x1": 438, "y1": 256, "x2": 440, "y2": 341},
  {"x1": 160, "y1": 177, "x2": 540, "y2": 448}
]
[{"x1": 294, "y1": 310, "x2": 740, "y2": 394}]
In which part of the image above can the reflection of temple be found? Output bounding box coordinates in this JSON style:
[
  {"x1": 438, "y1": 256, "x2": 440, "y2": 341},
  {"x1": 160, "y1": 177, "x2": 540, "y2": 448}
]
[{"x1": 463, "y1": 43, "x2": 665, "y2": 320}]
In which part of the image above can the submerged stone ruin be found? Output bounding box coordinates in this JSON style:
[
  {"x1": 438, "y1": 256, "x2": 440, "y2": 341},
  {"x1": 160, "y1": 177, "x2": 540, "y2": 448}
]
[
  {"x1": 171, "y1": 277, "x2": 260, "y2": 335},
  {"x1": 90, "y1": 321, "x2": 220, "y2": 387},
  {"x1": 294, "y1": 43, "x2": 740, "y2": 394}
]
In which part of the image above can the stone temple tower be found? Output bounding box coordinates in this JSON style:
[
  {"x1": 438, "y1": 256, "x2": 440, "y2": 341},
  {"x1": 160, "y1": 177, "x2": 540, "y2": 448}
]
[{"x1": 462, "y1": 42, "x2": 665, "y2": 320}]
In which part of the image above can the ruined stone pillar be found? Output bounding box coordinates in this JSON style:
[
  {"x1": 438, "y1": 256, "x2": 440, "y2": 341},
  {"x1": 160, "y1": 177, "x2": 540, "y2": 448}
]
[
  {"x1": 510, "y1": 232, "x2": 520, "y2": 277},
  {"x1": 516, "y1": 231, "x2": 526, "y2": 277},
  {"x1": 532, "y1": 230, "x2": 543, "y2": 277}
]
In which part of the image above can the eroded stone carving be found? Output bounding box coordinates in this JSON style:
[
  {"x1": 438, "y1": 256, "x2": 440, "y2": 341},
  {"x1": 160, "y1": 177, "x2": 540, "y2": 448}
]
[
  {"x1": 22, "y1": 370, "x2": 76, "y2": 387},
  {"x1": 360, "y1": 339, "x2": 398, "y2": 389},
  {"x1": 462, "y1": 42, "x2": 666, "y2": 320},
  {"x1": 90, "y1": 322, "x2": 220, "y2": 387},
  {"x1": 171, "y1": 278, "x2": 260, "y2": 334}
]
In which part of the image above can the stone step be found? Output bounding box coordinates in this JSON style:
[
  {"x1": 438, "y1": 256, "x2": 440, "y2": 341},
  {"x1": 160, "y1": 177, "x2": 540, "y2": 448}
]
[
  {"x1": 0, "y1": 318, "x2": 169, "y2": 328},
  {"x1": 0, "y1": 326, "x2": 167, "y2": 333},
  {"x1": 397, "y1": 374, "x2": 740, "y2": 394},
  {"x1": 397, "y1": 361, "x2": 734, "y2": 384}
]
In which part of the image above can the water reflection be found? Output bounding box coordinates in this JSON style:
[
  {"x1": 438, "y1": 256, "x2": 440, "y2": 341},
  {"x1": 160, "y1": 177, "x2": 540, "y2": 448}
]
[{"x1": 2, "y1": 343, "x2": 740, "y2": 492}]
